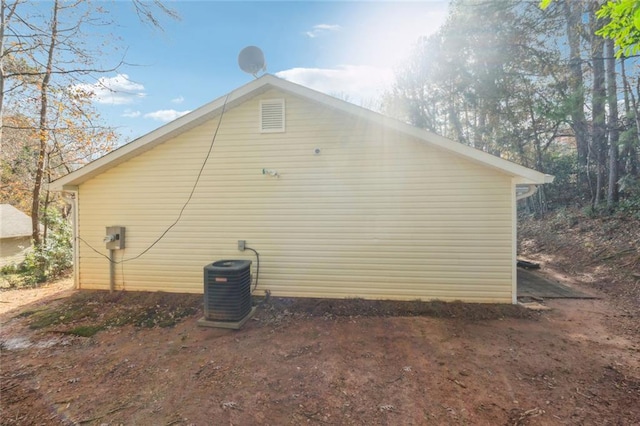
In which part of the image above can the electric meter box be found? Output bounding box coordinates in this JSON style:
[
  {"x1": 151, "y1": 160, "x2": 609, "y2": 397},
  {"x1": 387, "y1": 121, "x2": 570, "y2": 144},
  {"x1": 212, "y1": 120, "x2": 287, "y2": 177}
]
[{"x1": 105, "y1": 226, "x2": 126, "y2": 250}]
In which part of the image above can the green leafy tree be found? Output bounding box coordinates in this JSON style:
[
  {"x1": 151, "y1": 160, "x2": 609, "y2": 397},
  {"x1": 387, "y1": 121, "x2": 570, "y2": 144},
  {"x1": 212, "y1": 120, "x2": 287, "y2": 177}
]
[
  {"x1": 596, "y1": 0, "x2": 640, "y2": 57},
  {"x1": 542, "y1": 0, "x2": 640, "y2": 57}
]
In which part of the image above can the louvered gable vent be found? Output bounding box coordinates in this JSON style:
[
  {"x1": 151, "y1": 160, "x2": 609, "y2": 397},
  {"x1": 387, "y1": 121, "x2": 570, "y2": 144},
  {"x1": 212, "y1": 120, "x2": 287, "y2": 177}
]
[{"x1": 260, "y1": 99, "x2": 285, "y2": 133}]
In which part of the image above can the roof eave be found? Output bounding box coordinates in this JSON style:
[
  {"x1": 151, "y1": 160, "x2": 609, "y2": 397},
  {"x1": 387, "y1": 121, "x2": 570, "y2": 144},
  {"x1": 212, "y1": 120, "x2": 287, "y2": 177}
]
[
  {"x1": 384, "y1": 119, "x2": 553, "y2": 184},
  {"x1": 51, "y1": 74, "x2": 554, "y2": 190},
  {"x1": 262, "y1": 78, "x2": 555, "y2": 184}
]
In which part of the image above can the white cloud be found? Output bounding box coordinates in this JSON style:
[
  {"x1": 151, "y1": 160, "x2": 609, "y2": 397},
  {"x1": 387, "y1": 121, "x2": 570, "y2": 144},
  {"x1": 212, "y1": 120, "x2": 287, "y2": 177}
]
[
  {"x1": 276, "y1": 65, "x2": 394, "y2": 108},
  {"x1": 171, "y1": 96, "x2": 185, "y2": 104},
  {"x1": 144, "y1": 109, "x2": 191, "y2": 122},
  {"x1": 122, "y1": 109, "x2": 141, "y2": 118},
  {"x1": 73, "y1": 74, "x2": 146, "y2": 105},
  {"x1": 305, "y1": 23, "x2": 341, "y2": 38}
]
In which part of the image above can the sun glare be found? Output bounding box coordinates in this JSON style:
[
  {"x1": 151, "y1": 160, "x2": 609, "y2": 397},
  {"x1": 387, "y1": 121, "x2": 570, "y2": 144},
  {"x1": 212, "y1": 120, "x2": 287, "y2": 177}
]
[
  {"x1": 278, "y1": 2, "x2": 449, "y2": 108},
  {"x1": 345, "y1": 4, "x2": 448, "y2": 70}
]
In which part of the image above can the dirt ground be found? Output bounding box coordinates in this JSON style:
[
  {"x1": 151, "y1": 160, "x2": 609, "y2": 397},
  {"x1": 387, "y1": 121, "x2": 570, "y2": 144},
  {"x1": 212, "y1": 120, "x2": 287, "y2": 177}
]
[
  {"x1": 1, "y1": 285, "x2": 638, "y2": 425},
  {"x1": 0, "y1": 278, "x2": 75, "y2": 316},
  {"x1": 1, "y1": 212, "x2": 639, "y2": 425}
]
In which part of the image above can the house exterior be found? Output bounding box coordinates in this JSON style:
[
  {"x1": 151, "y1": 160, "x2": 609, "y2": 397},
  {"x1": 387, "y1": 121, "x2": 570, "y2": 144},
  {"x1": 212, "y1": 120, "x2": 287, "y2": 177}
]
[
  {"x1": 51, "y1": 75, "x2": 552, "y2": 304},
  {"x1": 0, "y1": 204, "x2": 33, "y2": 268}
]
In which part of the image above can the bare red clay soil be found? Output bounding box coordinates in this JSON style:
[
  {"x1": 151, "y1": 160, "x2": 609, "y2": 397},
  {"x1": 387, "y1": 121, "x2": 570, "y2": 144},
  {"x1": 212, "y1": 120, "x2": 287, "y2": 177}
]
[{"x1": 1, "y1": 213, "x2": 639, "y2": 425}]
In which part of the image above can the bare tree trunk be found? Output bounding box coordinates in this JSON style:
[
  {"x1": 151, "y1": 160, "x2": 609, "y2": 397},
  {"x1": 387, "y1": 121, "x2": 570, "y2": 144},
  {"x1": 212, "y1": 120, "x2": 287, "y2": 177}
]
[
  {"x1": 1, "y1": 1, "x2": 6, "y2": 144},
  {"x1": 43, "y1": 186, "x2": 49, "y2": 244},
  {"x1": 474, "y1": 109, "x2": 486, "y2": 151},
  {"x1": 590, "y1": 1, "x2": 606, "y2": 207},
  {"x1": 31, "y1": 0, "x2": 58, "y2": 247},
  {"x1": 0, "y1": 0, "x2": 20, "y2": 144},
  {"x1": 633, "y1": 79, "x2": 640, "y2": 176},
  {"x1": 635, "y1": 79, "x2": 640, "y2": 141},
  {"x1": 605, "y1": 38, "x2": 619, "y2": 208},
  {"x1": 448, "y1": 104, "x2": 467, "y2": 145},
  {"x1": 620, "y1": 58, "x2": 639, "y2": 176},
  {"x1": 621, "y1": 58, "x2": 630, "y2": 114},
  {"x1": 563, "y1": 0, "x2": 590, "y2": 191},
  {"x1": 624, "y1": 72, "x2": 640, "y2": 176}
]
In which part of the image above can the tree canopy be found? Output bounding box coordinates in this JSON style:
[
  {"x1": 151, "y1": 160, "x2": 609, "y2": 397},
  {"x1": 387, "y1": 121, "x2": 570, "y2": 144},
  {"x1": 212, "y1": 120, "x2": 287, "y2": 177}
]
[
  {"x1": 541, "y1": 0, "x2": 640, "y2": 57},
  {"x1": 0, "y1": 0, "x2": 177, "y2": 282},
  {"x1": 386, "y1": 0, "x2": 640, "y2": 213},
  {"x1": 596, "y1": 0, "x2": 640, "y2": 57}
]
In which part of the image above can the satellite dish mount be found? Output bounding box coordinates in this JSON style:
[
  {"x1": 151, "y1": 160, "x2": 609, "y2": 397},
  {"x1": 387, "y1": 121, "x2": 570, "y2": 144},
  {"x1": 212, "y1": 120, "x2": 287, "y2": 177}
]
[{"x1": 238, "y1": 46, "x2": 266, "y2": 78}]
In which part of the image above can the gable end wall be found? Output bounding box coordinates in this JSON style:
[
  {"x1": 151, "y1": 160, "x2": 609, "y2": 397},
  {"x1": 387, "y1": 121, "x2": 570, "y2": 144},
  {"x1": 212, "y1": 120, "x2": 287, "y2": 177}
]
[{"x1": 77, "y1": 89, "x2": 514, "y2": 303}]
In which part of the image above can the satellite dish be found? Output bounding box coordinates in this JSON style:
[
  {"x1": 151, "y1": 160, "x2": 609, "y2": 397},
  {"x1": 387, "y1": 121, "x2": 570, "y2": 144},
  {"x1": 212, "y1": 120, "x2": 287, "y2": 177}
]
[{"x1": 238, "y1": 46, "x2": 266, "y2": 78}]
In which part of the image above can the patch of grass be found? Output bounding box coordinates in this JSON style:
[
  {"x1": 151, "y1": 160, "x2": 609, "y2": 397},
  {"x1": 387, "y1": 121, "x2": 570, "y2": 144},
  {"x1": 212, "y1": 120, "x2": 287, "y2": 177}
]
[
  {"x1": 21, "y1": 291, "x2": 202, "y2": 336},
  {"x1": 101, "y1": 303, "x2": 199, "y2": 329},
  {"x1": 28, "y1": 302, "x2": 97, "y2": 330},
  {"x1": 115, "y1": 305, "x2": 199, "y2": 328},
  {"x1": 65, "y1": 325, "x2": 105, "y2": 337},
  {"x1": 15, "y1": 309, "x2": 39, "y2": 318},
  {"x1": 28, "y1": 310, "x2": 63, "y2": 329}
]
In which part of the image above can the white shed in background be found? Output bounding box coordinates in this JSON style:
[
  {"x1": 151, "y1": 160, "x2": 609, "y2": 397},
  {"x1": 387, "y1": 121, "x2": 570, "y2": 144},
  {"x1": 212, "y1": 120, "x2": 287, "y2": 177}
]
[{"x1": 0, "y1": 204, "x2": 34, "y2": 268}]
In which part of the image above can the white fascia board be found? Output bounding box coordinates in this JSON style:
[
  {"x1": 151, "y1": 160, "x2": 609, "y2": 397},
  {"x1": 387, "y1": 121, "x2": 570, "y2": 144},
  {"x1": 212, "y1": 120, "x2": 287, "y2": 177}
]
[{"x1": 513, "y1": 174, "x2": 555, "y2": 185}]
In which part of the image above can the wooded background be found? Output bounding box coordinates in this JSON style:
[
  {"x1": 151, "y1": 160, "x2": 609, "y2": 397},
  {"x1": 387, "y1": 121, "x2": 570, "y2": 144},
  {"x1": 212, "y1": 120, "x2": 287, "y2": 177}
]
[
  {"x1": 1, "y1": 0, "x2": 639, "y2": 279},
  {"x1": 383, "y1": 0, "x2": 640, "y2": 215}
]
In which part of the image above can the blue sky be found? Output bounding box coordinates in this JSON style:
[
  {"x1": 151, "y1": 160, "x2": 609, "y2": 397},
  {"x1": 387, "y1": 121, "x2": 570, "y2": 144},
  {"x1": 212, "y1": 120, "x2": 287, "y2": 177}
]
[{"x1": 71, "y1": 1, "x2": 450, "y2": 143}]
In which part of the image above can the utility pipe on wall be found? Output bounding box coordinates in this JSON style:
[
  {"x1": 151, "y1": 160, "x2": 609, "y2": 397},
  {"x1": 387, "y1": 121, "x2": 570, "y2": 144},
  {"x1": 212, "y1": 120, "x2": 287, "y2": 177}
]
[{"x1": 109, "y1": 249, "x2": 115, "y2": 292}]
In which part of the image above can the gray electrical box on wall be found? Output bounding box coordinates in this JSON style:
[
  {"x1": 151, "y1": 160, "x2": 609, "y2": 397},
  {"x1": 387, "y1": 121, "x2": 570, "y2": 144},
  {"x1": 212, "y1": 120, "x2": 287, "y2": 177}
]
[{"x1": 105, "y1": 226, "x2": 125, "y2": 250}]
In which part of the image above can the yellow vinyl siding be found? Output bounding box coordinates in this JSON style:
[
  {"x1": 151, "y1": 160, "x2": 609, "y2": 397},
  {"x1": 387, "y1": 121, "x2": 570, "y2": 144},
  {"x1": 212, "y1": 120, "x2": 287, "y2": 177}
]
[{"x1": 77, "y1": 88, "x2": 514, "y2": 302}]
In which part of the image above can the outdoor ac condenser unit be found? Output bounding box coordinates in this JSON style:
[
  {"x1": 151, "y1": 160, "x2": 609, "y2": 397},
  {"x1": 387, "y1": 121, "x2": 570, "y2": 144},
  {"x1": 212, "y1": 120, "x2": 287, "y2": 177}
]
[{"x1": 203, "y1": 260, "x2": 252, "y2": 322}]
